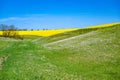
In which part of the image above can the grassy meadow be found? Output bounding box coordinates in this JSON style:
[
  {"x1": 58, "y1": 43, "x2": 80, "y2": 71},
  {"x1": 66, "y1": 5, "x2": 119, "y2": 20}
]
[{"x1": 0, "y1": 23, "x2": 120, "y2": 80}]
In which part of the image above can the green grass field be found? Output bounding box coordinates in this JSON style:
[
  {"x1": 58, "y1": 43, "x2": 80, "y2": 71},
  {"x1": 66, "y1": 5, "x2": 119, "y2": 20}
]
[{"x1": 0, "y1": 24, "x2": 120, "y2": 80}]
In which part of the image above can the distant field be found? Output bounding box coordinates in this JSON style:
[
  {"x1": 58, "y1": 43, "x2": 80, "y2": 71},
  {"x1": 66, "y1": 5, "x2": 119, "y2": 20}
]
[
  {"x1": 0, "y1": 29, "x2": 78, "y2": 37},
  {"x1": 0, "y1": 31, "x2": 2, "y2": 35},
  {"x1": 0, "y1": 23, "x2": 120, "y2": 80},
  {"x1": 0, "y1": 22, "x2": 119, "y2": 37}
]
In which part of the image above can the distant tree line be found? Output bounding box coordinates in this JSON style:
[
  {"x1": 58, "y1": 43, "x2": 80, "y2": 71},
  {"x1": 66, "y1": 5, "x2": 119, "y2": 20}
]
[{"x1": 0, "y1": 24, "x2": 23, "y2": 40}]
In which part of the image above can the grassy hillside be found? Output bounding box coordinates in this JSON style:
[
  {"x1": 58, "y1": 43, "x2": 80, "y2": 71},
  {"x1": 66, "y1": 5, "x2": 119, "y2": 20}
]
[
  {"x1": 0, "y1": 23, "x2": 120, "y2": 80},
  {"x1": 88, "y1": 22, "x2": 120, "y2": 28},
  {"x1": 34, "y1": 23, "x2": 120, "y2": 44}
]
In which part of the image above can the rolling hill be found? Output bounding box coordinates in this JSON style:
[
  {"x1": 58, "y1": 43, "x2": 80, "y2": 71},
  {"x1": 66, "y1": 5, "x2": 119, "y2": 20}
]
[
  {"x1": 34, "y1": 22, "x2": 120, "y2": 44},
  {"x1": 0, "y1": 23, "x2": 120, "y2": 80}
]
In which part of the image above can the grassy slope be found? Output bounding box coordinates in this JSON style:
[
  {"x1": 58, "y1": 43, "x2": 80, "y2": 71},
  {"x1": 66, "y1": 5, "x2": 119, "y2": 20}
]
[
  {"x1": 46, "y1": 28, "x2": 98, "y2": 42},
  {"x1": 35, "y1": 23, "x2": 120, "y2": 44},
  {"x1": 20, "y1": 28, "x2": 99, "y2": 45},
  {"x1": 0, "y1": 24, "x2": 120, "y2": 80},
  {"x1": 46, "y1": 24, "x2": 120, "y2": 79}
]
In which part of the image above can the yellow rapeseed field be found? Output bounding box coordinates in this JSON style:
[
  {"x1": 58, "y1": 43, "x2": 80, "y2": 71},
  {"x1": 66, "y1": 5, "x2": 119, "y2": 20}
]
[
  {"x1": 0, "y1": 29, "x2": 78, "y2": 37},
  {"x1": 0, "y1": 31, "x2": 2, "y2": 35},
  {"x1": 0, "y1": 22, "x2": 119, "y2": 36}
]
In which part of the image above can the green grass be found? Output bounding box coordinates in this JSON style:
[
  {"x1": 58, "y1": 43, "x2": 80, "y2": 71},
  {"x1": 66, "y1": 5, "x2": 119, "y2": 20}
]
[
  {"x1": 0, "y1": 24, "x2": 120, "y2": 80},
  {"x1": 39, "y1": 27, "x2": 99, "y2": 43}
]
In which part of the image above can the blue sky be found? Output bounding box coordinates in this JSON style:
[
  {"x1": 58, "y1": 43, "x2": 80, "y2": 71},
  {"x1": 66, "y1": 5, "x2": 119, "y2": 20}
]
[{"x1": 0, "y1": 0, "x2": 120, "y2": 29}]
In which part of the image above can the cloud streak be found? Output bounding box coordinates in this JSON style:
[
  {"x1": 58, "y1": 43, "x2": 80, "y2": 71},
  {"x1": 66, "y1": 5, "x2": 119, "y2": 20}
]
[
  {"x1": 0, "y1": 17, "x2": 29, "y2": 22},
  {"x1": 0, "y1": 14, "x2": 49, "y2": 22}
]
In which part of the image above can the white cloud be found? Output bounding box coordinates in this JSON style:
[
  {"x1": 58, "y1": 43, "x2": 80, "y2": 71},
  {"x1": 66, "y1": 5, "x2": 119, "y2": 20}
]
[
  {"x1": 0, "y1": 17, "x2": 28, "y2": 22},
  {"x1": 0, "y1": 14, "x2": 49, "y2": 22}
]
